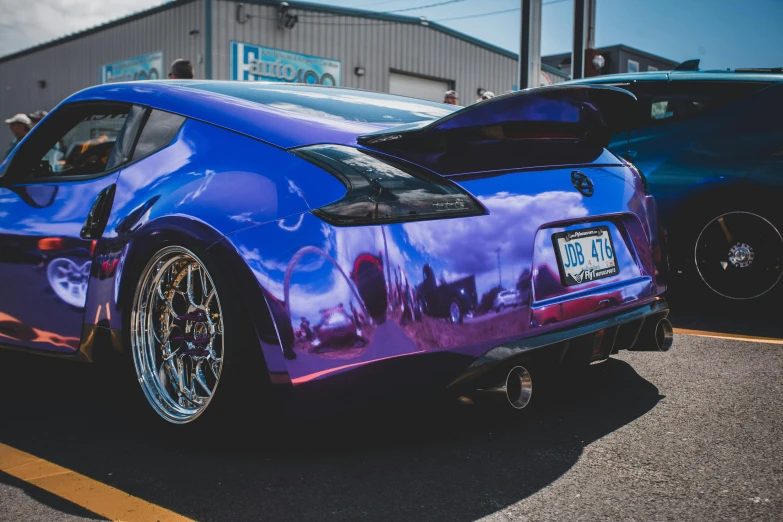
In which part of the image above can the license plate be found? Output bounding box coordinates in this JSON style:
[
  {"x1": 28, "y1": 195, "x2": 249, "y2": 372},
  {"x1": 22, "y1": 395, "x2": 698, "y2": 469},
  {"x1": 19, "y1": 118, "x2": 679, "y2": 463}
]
[{"x1": 552, "y1": 226, "x2": 619, "y2": 286}]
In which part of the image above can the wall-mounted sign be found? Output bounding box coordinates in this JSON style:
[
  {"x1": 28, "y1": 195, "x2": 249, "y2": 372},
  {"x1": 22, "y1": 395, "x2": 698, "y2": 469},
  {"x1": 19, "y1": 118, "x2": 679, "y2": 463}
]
[
  {"x1": 230, "y1": 41, "x2": 341, "y2": 85},
  {"x1": 99, "y1": 51, "x2": 164, "y2": 84}
]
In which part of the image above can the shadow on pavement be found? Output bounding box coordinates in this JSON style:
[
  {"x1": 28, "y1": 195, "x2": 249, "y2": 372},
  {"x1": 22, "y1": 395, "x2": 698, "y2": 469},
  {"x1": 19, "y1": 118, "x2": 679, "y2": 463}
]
[
  {"x1": 0, "y1": 471, "x2": 103, "y2": 521},
  {"x1": 1, "y1": 349, "x2": 663, "y2": 522}
]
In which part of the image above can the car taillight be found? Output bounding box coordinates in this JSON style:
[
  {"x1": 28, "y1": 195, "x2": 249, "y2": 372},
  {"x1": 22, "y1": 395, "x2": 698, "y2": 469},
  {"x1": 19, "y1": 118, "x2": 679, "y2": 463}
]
[{"x1": 292, "y1": 144, "x2": 485, "y2": 226}]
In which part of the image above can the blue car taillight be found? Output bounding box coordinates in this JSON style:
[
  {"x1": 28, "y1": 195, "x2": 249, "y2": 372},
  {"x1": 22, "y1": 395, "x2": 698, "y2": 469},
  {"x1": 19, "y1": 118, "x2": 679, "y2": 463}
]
[{"x1": 292, "y1": 144, "x2": 485, "y2": 226}]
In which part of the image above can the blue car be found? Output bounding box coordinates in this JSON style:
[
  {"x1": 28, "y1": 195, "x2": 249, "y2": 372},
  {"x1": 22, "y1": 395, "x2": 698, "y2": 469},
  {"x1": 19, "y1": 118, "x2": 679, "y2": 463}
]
[
  {"x1": 569, "y1": 69, "x2": 783, "y2": 302},
  {"x1": 0, "y1": 81, "x2": 671, "y2": 427}
]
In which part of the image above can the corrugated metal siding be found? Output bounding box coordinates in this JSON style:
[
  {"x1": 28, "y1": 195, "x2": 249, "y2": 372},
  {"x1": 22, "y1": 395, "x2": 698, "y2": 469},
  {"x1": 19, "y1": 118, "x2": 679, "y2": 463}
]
[
  {"x1": 211, "y1": 0, "x2": 517, "y2": 100},
  {"x1": 0, "y1": 0, "x2": 519, "y2": 130},
  {"x1": 0, "y1": 0, "x2": 205, "y2": 121}
]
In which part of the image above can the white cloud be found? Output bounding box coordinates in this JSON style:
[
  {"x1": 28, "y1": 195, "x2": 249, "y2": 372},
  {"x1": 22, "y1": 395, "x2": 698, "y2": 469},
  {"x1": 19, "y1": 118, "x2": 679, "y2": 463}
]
[
  {"x1": 0, "y1": 0, "x2": 167, "y2": 58},
  {"x1": 238, "y1": 244, "x2": 354, "y2": 325},
  {"x1": 403, "y1": 191, "x2": 588, "y2": 278}
]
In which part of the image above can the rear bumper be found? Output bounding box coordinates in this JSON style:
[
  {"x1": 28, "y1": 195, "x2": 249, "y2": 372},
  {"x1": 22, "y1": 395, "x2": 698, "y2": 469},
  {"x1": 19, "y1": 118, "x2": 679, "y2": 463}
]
[
  {"x1": 280, "y1": 298, "x2": 669, "y2": 417},
  {"x1": 447, "y1": 297, "x2": 669, "y2": 394}
]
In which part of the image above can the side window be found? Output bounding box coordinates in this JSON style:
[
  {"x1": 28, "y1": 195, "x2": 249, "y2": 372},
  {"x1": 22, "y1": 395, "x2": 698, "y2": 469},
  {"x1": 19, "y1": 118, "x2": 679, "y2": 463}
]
[
  {"x1": 629, "y1": 82, "x2": 769, "y2": 130},
  {"x1": 132, "y1": 110, "x2": 186, "y2": 162},
  {"x1": 649, "y1": 95, "x2": 711, "y2": 122},
  {"x1": 9, "y1": 103, "x2": 131, "y2": 181}
]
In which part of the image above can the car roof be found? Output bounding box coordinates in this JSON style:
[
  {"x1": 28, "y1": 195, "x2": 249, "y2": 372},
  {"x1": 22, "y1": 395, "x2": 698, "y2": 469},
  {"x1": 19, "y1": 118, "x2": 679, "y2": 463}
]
[
  {"x1": 58, "y1": 81, "x2": 454, "y2": 150},
  {"x1": 566, "y1": 70, "x2": 783, "y2": 85}
]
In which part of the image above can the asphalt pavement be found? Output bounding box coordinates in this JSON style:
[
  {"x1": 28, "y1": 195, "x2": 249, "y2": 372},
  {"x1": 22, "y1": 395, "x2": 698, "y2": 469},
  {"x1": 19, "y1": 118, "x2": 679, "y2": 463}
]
[{"x1": 0, "y1": 300, "x2": 781, "y2": 521}]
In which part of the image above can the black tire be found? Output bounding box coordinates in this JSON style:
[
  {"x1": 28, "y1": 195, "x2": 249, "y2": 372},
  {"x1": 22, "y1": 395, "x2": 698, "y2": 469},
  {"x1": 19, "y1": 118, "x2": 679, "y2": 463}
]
[
  {"x1": 448, "y1": 299, "x2": 463, "y2": 324},
  {"x1": 122, "y1": 242, "x2": 273, "y2": 433}
]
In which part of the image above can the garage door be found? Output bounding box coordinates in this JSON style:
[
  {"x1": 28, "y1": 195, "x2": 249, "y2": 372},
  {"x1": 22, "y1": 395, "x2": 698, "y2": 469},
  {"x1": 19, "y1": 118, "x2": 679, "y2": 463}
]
[{"x1": 389, "y1": 72, "x2": 451, "y2": 103}]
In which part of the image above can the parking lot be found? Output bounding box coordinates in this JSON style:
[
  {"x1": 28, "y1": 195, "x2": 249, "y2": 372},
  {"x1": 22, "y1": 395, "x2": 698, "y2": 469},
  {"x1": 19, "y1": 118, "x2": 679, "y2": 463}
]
[{"x1": 0, "y1": 296, "x2": 780, "y2": 522}]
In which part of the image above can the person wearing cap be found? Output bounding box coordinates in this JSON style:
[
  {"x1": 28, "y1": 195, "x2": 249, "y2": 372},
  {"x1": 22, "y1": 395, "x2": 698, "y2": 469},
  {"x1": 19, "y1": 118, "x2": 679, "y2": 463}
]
[
  {"x1": 444, "y1": 90, "x2": 459, "y2": 105},
  {"x1": 168, "y1": 58, "x2": 194, "y2": 79},
  {"x1": 27, "y1": 110, "x2": 48, "y2": 126},
  {"x1": 4, "y1": 113, "x2": 31, "y2": 159}
]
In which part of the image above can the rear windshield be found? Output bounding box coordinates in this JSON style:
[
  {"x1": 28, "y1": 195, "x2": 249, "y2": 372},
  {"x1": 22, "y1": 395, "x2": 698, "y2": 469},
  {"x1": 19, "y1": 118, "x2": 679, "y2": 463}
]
[{"x1": 174, "y1": 81, "x2": 456, "y2": 125}]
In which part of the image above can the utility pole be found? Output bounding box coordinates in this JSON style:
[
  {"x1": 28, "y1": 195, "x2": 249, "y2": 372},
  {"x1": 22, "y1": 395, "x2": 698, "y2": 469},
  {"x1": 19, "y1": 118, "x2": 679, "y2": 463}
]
[
  {"x1": 518, "y1": 0, "x2": 542, "y2": 89},
  {"x1": 572, "y1": 0, "x2": 597, "y2": 79},
  {"x1": 496, "y1": 247, "x2": 502, "y2": 289}
]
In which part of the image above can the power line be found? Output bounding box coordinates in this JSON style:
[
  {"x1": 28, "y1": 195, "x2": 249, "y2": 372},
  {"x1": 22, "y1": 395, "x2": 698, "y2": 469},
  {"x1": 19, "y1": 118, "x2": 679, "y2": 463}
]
[
  {"x1": 435, "y1": 7, "x2": 519, "y2": 21},
  {"x1": 383, "y1": 0, "x2": 469, "y2": 13},
  {"x1": 349, "y1": 0, "x2": 418, "y2": 8},
  {"x1": 433, "y1": 0, "x2": 571, "y2": 21},
  {"x1": 242, "y1": 0, "x2": 571, "y2": 27}
]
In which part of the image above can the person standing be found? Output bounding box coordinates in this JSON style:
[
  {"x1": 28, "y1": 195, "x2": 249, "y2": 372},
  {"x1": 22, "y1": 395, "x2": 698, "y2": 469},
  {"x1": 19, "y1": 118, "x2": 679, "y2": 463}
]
[
  {"x1": 4, "y1": 113, "x2": 31, "y2": 159},
  {"x1": 168, "y1": 59, "x2": 194, "y2": 79},
  {"x1": 443, "y1": 90, "x2": 459, "y2": 105},
  {"x1": 27, "y1": 110, "x2": 48, "y2": 126}
]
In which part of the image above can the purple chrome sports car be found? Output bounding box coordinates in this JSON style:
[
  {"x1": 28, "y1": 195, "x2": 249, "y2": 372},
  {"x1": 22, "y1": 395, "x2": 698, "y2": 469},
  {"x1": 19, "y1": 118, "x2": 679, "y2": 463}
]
[{"x1": 0, "y1": 81, "x2": 671, "y2": 426}]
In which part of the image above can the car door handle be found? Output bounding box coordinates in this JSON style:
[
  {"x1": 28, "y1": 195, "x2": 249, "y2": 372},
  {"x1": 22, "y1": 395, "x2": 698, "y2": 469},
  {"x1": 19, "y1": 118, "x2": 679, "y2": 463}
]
[{"x1": 80, "y1": 184, "x2": 116, "y2": 239}]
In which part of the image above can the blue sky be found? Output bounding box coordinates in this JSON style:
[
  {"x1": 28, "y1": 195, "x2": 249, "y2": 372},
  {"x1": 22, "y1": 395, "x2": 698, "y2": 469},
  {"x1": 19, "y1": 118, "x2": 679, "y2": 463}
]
[
  {"x1": 307, "y1": 0, "x2": 783, "y2": 69},
  {"x1": 1, "y1": 0, "x2": 781, "y2": 68}
]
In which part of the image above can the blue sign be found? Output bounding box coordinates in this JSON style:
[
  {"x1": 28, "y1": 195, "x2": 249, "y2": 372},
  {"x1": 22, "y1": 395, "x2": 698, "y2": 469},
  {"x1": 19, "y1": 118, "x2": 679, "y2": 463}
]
[
  {"x1": 99, "y1": 51, "x2": 164, "y2": 84},
  {"x1": 230, "y1": 41, "x2": 341, "y2": 85}
]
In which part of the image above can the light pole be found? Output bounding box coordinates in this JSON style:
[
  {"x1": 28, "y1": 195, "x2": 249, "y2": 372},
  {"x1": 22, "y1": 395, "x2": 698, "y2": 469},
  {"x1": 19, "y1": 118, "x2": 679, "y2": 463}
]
[
  {"x1": 572, "y1": 0, "x2": 597, "y2": 79},
  {"x1": 519, "y1": 0, "x2": 542, "y2": 89},
  {"x1": 496, "y1": 247, "x2": 502, "y2": 289}
]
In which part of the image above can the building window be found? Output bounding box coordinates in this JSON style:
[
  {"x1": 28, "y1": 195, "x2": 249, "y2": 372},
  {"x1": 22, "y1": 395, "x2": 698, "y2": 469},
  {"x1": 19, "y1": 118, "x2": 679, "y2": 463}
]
[
  {"x1": 627, "y1": 59, "x2": 640, "y2": 73},
  {"x1": 648, "y1": 65, "x2": 658, "y2": 72}
]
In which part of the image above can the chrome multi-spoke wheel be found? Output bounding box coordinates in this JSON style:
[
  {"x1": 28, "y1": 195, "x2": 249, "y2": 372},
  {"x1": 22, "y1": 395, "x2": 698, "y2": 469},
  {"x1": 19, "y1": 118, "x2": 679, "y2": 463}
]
[
  {"x1": 695, "y1": 211, "x2": 783, "y2": 300},
  {"x1": 131, "y1": 246, "x2": 224, "y2": 424}
]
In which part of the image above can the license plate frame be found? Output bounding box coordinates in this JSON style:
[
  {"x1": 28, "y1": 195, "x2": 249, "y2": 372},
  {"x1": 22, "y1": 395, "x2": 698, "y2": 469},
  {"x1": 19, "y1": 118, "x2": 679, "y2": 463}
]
[{"x1": 552, "y1": 226, "x2": 619, "y2": 287}]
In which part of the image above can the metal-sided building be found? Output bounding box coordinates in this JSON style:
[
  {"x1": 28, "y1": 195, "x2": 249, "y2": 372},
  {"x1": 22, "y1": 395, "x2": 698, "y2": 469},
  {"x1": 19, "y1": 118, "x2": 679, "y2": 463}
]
[{"x1": 0, "y1": 0, "x2": 568, "y2": 123}]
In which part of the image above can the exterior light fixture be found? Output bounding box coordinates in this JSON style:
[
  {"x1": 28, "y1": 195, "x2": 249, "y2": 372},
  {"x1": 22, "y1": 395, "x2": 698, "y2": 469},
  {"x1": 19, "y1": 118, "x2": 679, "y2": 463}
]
[{"x1": 354, "y1": 67, "x2": 366, "y2": 76}]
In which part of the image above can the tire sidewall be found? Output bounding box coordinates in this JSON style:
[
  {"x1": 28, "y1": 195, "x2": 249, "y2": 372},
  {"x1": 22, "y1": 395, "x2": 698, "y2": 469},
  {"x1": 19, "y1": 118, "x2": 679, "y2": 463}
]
[{"x1": 121, "y1": 239, "x2": 269, "y2": 432}]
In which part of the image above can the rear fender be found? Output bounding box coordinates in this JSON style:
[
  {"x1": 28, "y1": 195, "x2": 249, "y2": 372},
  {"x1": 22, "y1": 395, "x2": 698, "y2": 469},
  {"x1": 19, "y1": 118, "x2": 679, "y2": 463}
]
[
  {"x1": 83, "y1": 215, "x2": 288, "y2": 393},
  {"x1": 84, "y1": 215, "x2": 225, "y2": 335}
]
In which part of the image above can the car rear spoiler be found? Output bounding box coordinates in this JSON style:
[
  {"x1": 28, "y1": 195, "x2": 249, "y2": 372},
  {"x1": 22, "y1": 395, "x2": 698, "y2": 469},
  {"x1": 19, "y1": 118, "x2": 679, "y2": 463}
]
[
  {"x1": 359, "y1": 85, "x2": 636, "y2": 148},
  {"x1": 356, "y1": 85, "x2": 636, "y2": 176}
]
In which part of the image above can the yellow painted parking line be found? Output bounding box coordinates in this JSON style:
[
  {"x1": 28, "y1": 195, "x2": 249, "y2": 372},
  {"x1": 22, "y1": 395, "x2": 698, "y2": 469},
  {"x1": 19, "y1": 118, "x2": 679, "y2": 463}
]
[
  {"x1": 673, "y1": 328, "x2": 783, "y2": 345},
  {"x1": 0, "y1": 442, "x2": 193, "y2": 522}
]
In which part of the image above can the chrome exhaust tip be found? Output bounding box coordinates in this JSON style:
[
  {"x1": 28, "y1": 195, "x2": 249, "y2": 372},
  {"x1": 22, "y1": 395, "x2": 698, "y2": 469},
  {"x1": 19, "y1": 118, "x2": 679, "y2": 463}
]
[
  {"x1": 628, "y1": 316, "x2": 674, "y2": 352},
  {"x1": 475, "y1": 365, "x2": 533, "y2": 410},
  {"x1": 504, "y1": 366, "x2": 533, "y2": 410},
  {"x1": 655, "y1": 318, "x2": 674, "y2": 352}
]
